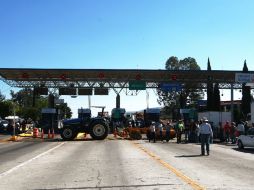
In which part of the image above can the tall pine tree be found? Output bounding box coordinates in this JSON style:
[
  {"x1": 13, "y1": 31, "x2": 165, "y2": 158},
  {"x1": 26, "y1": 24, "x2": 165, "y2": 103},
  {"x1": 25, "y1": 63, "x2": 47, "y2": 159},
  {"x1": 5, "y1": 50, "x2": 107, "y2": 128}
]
[
  {"x1": 241, "y1": 60, "x2": 251, "y2": 117},
  {"x1": 213, "y1": 83, "x2": 221, "y2": 111},
  {"x1": 206, "y1": 58, "x2": 214, "y2": 111}
]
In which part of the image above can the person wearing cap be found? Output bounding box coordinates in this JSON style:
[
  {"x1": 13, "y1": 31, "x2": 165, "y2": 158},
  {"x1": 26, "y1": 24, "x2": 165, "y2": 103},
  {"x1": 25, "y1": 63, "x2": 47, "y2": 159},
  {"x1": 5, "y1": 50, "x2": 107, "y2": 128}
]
[
  {"x1": 199, "y1": 117, "x2": 213, "y2": 156},
  {"x1": 149, "y1": 122, "x2": 156, "y2": 143}
]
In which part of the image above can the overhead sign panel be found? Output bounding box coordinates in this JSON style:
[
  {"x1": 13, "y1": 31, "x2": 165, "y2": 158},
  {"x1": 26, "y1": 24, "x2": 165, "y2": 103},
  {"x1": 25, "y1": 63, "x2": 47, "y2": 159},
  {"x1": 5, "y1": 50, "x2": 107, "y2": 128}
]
[
  {"x1": 159, "y1": 83, "x2": 182, "y2": 92},
  {"x1": 94, "y1": 88, "x2": 109, "y2": 95},
  {"x1": 78, "y1": 88, "x2": 93, "y2": 95},
  {"x1": 235, "y1": 73, "x2": 254, "y2": 83},
  {"x1": 59, "y1": 88, "x2": 76, "y2": 95},
  {"x1": 129, "y1": 81, "x2": 146, "y2": 90},
  {"x1": 34, "y1": 87, "x2": 48, "y2": 95}
]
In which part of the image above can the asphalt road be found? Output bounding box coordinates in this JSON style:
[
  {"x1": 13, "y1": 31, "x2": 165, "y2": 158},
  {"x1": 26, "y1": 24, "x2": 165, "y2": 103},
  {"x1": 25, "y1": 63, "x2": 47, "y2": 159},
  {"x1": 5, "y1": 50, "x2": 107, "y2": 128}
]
[{"x1": 0, "y1": 137, "x2": 254, "y2": 190}]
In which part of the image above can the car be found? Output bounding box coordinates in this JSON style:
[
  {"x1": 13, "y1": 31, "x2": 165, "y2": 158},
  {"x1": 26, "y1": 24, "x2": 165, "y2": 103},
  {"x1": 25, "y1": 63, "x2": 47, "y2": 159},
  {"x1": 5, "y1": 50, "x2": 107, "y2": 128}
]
[
  {"x1": 0, "y1": 120, "x2": 9, "y2": 133},
  {"x1": 237, "y1": 128, "x2": 254, "y2": 149}
]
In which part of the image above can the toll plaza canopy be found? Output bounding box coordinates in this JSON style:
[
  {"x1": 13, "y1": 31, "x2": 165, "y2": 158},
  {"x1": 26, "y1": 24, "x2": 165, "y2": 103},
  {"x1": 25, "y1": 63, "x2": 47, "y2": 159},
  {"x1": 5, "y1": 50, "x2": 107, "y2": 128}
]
[{"x1": 0, "y1": 68, "x2": 253, "y2": 90}]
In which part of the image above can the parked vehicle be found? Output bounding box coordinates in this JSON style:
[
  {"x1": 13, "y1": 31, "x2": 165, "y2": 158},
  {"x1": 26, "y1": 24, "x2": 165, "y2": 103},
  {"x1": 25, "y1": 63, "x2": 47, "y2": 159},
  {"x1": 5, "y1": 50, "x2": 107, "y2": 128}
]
[
  {"x1": 0, "y1": 119, "x2": 9, "y2": 133},
  {"x1": 4, "y1": 116, "x2": 22, "y2": 134},
  {"x1": 237, "y1": 128, "x2": 254, "y2": 149},
  {"x1": 60, "y1": 108, "x2": 109, "y2": 140}
]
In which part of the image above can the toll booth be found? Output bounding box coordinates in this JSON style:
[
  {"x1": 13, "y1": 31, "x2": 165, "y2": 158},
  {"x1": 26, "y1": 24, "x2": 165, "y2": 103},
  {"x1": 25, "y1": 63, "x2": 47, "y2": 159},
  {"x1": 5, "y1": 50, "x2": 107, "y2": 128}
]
[
  {"x1": 40, "y1": 108, "x2": 61, "y2": 133},
  {"x1": 111, "y1": 108, "x2": 126, "y2": 132},
  {"x1": 144, "y1": 108, "x2": 161, "y2": 126},
  {"x1": 111, "y1": 108, "x2": 126, "y2": 121}
]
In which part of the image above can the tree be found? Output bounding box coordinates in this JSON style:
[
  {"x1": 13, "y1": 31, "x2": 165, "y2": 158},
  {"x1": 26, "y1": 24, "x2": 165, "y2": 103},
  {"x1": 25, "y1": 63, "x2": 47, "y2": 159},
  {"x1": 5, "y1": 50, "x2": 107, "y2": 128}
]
[
  {"x1": 0, "y1": 90, "x2": 5, "y2": 102},
  {"x1": 213, "y1": 83, "x2": 221, "y2": 111},
  {"x1": 158, "y1": 56, "x2": 204, "y2": 117},
  {"x1": 0, "y1": 100, "x2": 13, "y2": 118},
  {"x1": 206, "y1": 58, "x2": 214, "y2": 111},
  {"x1": 10, "y1": 88, "x2": 34, "y2": 107},
  {"x1": 241, "y1": 60, "x2": 251, "y2": 117},
  {"x1": 55, "y1": 103, "x2": 72, "y2": 119},
  {"x1": 1, "y1": 88, "x2": 72, "y2": 120}
]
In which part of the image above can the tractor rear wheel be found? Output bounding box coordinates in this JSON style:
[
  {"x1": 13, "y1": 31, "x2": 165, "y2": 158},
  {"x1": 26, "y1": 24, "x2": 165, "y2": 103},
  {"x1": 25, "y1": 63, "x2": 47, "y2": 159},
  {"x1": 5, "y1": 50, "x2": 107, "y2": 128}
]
[{"x1": 90, "y1": 122, "x2": 108, "y2": 140}]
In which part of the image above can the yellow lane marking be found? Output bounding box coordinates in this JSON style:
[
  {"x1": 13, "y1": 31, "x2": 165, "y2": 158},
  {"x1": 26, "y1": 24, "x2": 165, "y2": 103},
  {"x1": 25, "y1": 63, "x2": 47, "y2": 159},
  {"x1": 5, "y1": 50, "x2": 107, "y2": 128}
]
[
  {"x1": 132, "y1": 142, "x2": 206, "y2": 190},
  {"x1": 19, "y1": 133, "x2": 33, "y2": 137}
]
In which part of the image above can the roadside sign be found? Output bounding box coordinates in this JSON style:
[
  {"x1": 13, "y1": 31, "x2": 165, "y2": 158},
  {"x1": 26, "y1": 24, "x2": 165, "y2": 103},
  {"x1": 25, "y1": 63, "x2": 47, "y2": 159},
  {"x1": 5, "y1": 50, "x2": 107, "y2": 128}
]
[
  {"x1": 129, "y1": 81, "x2": 146, "y2": 90},
  {"x1": 55, "y1": 99, "x2": 64, "y2": 104},
  {"x1": 235, "y1": 73, "x2": 254, "y2": 83},
  {"x1": 94, "y1": 88, "x2": 109, "y2": 95},
  {"x1": 159, "y1": 83, "x2": 182, "y2": 92},
  {"x1": 78, "y1": 88, "x2": 93, "y2": 95},
  {"x1": 59, "y1": 88, "x2": 77, "y2": 95},
  {"x1": 180, "y1": 109, "x2": 190, "y2": 114}
]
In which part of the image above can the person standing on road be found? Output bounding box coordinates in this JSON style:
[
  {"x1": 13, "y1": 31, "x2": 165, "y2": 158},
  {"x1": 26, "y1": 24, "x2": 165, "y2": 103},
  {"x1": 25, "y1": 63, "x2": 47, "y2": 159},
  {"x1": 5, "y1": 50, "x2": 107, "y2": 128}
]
[
  {"x1": 184, "y1": 120, "x2": 190, "y2": 143},
  {"x1": 195, "y1": 121, "x2": 200, "y2": 143},
  {"x1": 157, "y1": 121, "x2": 163, "y2": 142},
  {"x1": 176, "y1": 120, "x2": 185, "y2": 144},
  {"x1": 237, "y1": 121, "x2": 245, "y2": 136},
  {"x1": 199, "y1": 117, "x2": 213, "y2": 156},
  {"x1": 230, "y1": 122, "x2": 237, "y2": 144},
  {"x1": 149, "y1": 122, "x2": 156, "y2": 143},
  {"x1": 224, "y1": 121, "x2": 231, "y2": 143},
  {"x1": 165, "y1": 120, "x2": 172, "y2": 142}
]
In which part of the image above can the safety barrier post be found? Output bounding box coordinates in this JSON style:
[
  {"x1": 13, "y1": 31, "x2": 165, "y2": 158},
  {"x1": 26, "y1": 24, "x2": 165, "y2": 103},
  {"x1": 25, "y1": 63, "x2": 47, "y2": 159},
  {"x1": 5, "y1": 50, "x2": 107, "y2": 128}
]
[
  {"x1": 114, "y1": 129, "x2": 117, "y2": 138},
  {"x1": 48, "y1": 129, "x2": 51, "y2": 139},
  {"x1": 33, "y1": 128, "x2": 39, "y2": 138},
  {"x1": 52, "y1": 128, "x2": 55, "y2": 139}
]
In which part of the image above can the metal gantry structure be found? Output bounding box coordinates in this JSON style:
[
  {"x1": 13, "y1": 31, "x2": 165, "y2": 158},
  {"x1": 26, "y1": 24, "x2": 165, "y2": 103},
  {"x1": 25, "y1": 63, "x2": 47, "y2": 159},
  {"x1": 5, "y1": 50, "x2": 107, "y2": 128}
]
[
  {"x1": 1, "y1": 68, "x2": 253, "y2": 121},
  {"x1": 0, "y1": 68, "x2": 253, "y2": 91}
]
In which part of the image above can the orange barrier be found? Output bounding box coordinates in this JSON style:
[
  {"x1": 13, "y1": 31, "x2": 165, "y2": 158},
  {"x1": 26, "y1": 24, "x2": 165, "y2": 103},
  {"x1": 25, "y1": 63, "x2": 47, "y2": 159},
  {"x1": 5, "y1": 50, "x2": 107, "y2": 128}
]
[
  {"x1": 114, "y1": 129, "x2": 117, "y2": 138},
  {"x1": 33, "y1": 128, "x2": 39, "y2": 138},
  {"x1": 52, "y1": 129, "x2": 55, "y2": 139},
  {"x1": 48, "y1": 129, "x2": 51, "y2": 139}
]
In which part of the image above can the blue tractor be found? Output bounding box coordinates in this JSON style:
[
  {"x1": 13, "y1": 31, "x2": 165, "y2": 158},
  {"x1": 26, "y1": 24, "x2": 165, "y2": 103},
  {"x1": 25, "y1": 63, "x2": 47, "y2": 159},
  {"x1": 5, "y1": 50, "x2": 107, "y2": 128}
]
[{"x1": 60, "y1": 108, "x2": 109, "y2": 140}]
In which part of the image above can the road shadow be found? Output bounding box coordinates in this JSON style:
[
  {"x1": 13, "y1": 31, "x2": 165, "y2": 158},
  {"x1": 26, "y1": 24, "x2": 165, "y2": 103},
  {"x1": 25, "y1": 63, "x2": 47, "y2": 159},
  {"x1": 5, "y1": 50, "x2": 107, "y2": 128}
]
[
  {"x1": 232, "y1": 147, "x2": 254, "y2": 154},
  {"x1": 175, "y1": 154, "x2": 204, "y2": 158},
  {"x1": 34, "y1": 183, "x2": 176, "y2": 190}
]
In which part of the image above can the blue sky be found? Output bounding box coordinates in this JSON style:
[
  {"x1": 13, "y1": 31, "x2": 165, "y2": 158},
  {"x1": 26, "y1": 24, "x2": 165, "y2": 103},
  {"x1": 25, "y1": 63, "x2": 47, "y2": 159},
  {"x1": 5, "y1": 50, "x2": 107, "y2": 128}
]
[{"x1": 0, "y1": 0, "x2": 253, "y2": 117}]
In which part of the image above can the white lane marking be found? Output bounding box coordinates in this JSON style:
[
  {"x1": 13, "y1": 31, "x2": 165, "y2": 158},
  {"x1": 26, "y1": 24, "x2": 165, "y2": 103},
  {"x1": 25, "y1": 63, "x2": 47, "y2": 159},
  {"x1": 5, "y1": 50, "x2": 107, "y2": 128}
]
[{"x1": 0, "y1": 142, "x2": 65, "y2": 178}]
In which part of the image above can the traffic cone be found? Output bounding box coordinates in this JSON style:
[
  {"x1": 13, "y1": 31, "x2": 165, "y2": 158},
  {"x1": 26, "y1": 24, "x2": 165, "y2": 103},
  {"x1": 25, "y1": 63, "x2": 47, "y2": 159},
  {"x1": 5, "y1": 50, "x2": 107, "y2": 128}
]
[
  {"x1": 41, "y1": 129, "x2": 44, "y2": 139},
  {"x1": 52, "y1": 129, "x2": 55, "y2": 139},
  {"x1": 124, "y1": 130, "x2": 127, "y2": 138},
  {"x1": 48, "y1": 129, "x2": 51, "y2": 139}
]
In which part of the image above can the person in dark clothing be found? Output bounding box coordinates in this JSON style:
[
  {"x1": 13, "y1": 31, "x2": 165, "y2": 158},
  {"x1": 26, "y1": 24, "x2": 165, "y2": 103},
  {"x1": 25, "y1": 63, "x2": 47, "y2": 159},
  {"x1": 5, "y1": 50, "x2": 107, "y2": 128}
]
[
  {"x1": 165, "y1": 120, "x2": 172, "y2": 142},
  {"x1": 149, "y1": 122, "x2": 156, "y2": 143}
]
